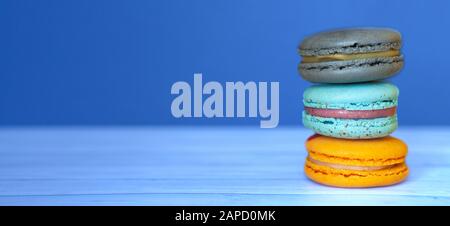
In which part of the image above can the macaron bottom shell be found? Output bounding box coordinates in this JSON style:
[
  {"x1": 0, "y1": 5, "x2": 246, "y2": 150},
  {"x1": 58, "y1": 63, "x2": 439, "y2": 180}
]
[
  {"x1": 305, "y1": 159, "x2": 409, "y2": 188},
  {"x1": 298, "y1": 56, "x2": 404, "y2": 84},
  {"x1": 303, "y1": 112, "x2": 398, "y2": 139}
]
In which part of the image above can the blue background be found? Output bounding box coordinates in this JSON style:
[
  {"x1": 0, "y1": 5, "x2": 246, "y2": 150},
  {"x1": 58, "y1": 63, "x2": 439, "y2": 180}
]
[{"x1": 0, "y1": 0, "x2": 448, "y2": 126}]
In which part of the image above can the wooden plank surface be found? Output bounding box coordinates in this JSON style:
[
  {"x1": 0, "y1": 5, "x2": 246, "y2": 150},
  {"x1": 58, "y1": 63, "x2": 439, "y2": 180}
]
[{"x1": 0, "y1": 126, "x2": 449, "y2": 205}]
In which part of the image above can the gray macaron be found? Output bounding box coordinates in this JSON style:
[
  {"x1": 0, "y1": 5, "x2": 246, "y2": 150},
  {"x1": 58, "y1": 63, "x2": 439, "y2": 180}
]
[{"x1": 298, "y1": 28, "x2": 403, "y2": 83}]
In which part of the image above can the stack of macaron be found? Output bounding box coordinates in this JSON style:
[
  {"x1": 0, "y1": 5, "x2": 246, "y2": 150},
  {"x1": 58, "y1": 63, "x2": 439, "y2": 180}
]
[{"x1": 297, "y1": 28, "x2": 409, "y2": 188}]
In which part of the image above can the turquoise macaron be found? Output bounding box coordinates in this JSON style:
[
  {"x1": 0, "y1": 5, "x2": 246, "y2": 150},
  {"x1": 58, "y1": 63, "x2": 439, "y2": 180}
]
[{"x1": 302, "y1": 82, "x2": 399, "y2": 139}]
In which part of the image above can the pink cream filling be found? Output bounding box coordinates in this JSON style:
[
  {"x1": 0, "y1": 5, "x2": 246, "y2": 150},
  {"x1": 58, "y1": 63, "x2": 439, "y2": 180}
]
[{"x1": 305, "y1": 107, "x2": 396, "y2": 119}]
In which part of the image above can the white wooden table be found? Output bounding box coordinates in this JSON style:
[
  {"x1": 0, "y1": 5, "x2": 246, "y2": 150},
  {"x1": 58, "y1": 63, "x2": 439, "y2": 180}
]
[{"x1": 0, "y1": 126, "x2": 449, "y2": 206}]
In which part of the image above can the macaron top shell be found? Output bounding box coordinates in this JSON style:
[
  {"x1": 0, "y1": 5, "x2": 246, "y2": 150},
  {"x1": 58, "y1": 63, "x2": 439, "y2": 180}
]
[
  {"x1": 303, "y1": 82, "x2": 399, "y2": 110},
  {"x1": 306, "y1": 134, "x2": 407, "y2": 166},
  {"x1": 299, "y1": 28, "x2": 401, "y2": 56}
]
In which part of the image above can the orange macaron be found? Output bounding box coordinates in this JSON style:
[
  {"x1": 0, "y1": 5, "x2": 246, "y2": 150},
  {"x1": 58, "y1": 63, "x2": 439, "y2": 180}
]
[{"x1": 304, "y1": 134, "x2": 409, "y2": 188}]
